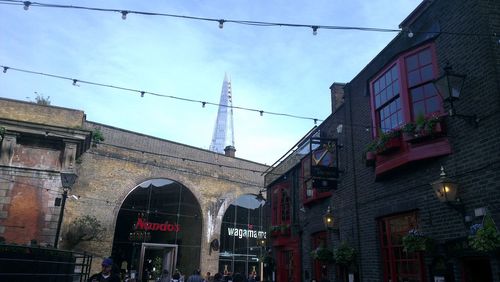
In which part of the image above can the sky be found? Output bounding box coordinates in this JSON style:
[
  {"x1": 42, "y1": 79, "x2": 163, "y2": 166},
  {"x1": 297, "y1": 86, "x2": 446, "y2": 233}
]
[{"x1": 0, "y1": 0, "x2": 421, "y2": 165}]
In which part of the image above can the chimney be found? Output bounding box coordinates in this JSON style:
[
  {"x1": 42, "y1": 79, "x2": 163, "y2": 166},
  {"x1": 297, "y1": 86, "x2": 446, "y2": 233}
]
[
  {"x1": 330, "y1": 83, "x2": 346, "y2": 112},
  {"x1": 224, "y1": 145, "x2": 236, "y2": 157}
]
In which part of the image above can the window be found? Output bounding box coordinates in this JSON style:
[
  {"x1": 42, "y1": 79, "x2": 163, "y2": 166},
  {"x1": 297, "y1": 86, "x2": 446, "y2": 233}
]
[
  {"x1": 271, "y1": 182, "x2": 291, "y2": 226},
  {"x1": 370, "y1": 44, "x2": 441, "y2": 134},
  {"x1": 378, "y1": 212, "x2": 425, "y2": 282}
]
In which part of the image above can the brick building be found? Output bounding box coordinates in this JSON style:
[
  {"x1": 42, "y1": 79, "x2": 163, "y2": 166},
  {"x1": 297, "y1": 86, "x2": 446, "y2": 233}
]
[
  {"x1": 0, "y1": 98, "x2": 269, "y2": 279},
  {"x1": 265, "y1": 0, "x2": 500, "y2": 281}
]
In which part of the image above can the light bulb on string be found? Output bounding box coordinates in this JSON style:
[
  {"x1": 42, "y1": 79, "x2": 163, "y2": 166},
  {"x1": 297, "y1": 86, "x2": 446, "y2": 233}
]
[
  {"x1": 2, "y1": 67, "x2": 8, "y2": 73},
  {"x1": 121, "y1": 11, "x2": 128, "y2": 20},
  {"x1": 312, "y1": 26, "x2": 318, "y2": 36},
  {"x1": 202, "y1": 102, "x2": 206, "y2": 108},
  {"x1": 259, "y1": 111, "x2": 264, "y2": 116},
  {"x1": 218, "y1": 20, "x2": 225, "y2": 29},
  {"x1": 140, "y1": 91, "x2": 145, "y2": 97},
  {"x1": 314, "y1": 119, "x2": 318, "y2": 125},
  {"x1": 23, "y1": 1, "x2": 31, "y2": 10},
  {"x1": 72, "y1": 79, "x2": 78, "y2": 86}
]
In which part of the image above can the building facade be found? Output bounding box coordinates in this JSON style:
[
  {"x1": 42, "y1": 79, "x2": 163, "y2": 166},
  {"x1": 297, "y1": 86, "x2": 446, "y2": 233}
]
[
  {"x1": 265, "y1": 0, "x2": 500, "y2": 281},
  {"x1": 0, "y1": 98, "x2": 268, "y2": 279}
]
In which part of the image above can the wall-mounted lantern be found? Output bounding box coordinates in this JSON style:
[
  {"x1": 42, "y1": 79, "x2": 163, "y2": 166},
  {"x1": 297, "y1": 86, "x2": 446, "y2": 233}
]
[
  {"x1": 434, "y1": 66, "x2": 478, "y2": 127},
  {"x1": 323, "y1": 206, "x2": 335, "y2": 230},
  {"x1": 430, "y1": 166, "x2": 465, "y2": 215}
]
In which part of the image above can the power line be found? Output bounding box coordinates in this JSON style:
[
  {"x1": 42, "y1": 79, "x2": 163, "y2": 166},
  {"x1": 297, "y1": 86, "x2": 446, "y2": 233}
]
[{"x1": 0, "y1": 65, "x2": 323, "y2": 124}]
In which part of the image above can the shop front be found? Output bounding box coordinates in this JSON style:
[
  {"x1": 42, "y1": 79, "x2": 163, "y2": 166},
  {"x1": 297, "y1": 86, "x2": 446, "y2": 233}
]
[
  {"x1": 111, "y1": 179, "x2": 202, "y2": 281},
  {"x1": 218, "y1": 194, "x2": 267, "y2": 280}
]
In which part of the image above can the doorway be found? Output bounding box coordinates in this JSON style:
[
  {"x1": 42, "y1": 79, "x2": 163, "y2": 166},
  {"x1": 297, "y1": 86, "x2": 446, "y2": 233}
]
[{"x1": 139, "y1": 243, "x2": 177, "y2": 282}]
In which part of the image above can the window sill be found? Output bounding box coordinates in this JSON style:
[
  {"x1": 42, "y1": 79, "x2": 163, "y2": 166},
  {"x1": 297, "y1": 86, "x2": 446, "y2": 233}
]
[{"x1": 375, "y1": 137, "x2": 451, "y2": 178}]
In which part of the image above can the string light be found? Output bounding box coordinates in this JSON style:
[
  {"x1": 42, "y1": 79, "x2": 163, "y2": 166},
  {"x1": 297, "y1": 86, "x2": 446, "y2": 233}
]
[
  {"x1": 0, "y1": 65, "x2": 323, "y2": 124},
  {"x1": 121, "y1": 11, "x2": 128, "y2": 20},
  {"x1": 218, "y1": 19, "x2": 224, "y2": 29},
  {"x1": 202, "y1": 102, "x2": 206, "y2": 108},
  {"x1": 2, "y1": 66, "x2": 8, "y2": 73},
  {"x1": 314, "y1": 119, "x2": 318, "y2": 125},
  {"x1": 407, "y1": 29, "x2": 414, "y2": 38},
  {"x1": 140, "y1": 91, "x2": 145, "y2": 97},
  {"x1": 22, "y1": 1, "x2": 30, "y2": 10},
  {"x1": 312, "y1": 26, "x2": 318, "y2": 36}
]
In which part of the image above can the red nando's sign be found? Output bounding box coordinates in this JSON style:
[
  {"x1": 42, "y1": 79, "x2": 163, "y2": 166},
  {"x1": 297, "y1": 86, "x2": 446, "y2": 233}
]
[{"x1": 134, "y1": 217, "x2": 181, "y2": 232}]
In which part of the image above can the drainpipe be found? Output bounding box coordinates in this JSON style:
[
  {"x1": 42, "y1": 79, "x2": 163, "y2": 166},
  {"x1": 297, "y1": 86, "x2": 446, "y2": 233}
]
[{"x1": 346, "y1": 83, "x2": 363, "y2": 280}]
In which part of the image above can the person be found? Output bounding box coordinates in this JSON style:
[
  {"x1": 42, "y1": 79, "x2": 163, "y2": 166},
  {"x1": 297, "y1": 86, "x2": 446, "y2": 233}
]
[
  {"x1": 204, "y1": 271, "x2": 213, "y2": 282},
  {"x1": 232, "y1": 272, "x2": 246, "y2": 282},
  {"x1": 212, "y1": 273, "x2": 223, "y2": 282},
  {"x1": 159, "y1": 269, "x2": 171, "y2": 282},
  {"x1": 88, "y1": 257, "x2": 121, "y2": 282},
  {"x1": 187, "y1": 269, "x2": 204, "y2": 282},
  {"x1": 247, "y1": 272, "x2": 256, "y2": 282},
  {"x1": 172, "y1": 269, "x2": 181, "y2": 282}
]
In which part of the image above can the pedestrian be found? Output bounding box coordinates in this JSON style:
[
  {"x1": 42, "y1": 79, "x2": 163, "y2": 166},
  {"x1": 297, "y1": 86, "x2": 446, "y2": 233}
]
[
  {"x1": 232, "y1": 272, "x2": 246, "y2": 282},
  {"x1": 213, "y1": 273, "x2": 223, "y2": 282},
  {"x1": 187, "y1": 269, "x2": 204, "y2": 282},
  {"x1": 204, "y1": 271, "x2": 213, "y2": 282},
  {"x1": 158, "y1": 269, "x2": 170, "y2": 282},
  {"x1": 172, "y1": 269, "x2": 181, "y2": 282},
  {"x1": 88, "y1": 257, "x2": 121, "y2": 282}
]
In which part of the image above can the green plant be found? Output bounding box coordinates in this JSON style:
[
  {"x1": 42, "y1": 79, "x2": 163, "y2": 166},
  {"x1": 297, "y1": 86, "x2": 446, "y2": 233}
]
[
  {"x1": 402, "y1": 229, "x2": 428, "y2": 253},
  {"x1": 401, "y1": 122, "x2": 416, "y2": 134},
  {"x1": 365, "y1": 129, "x2": 401, "y2": 154},
  {"x1": 333, "y1": 241, "x2": 356, "y2": 266},
  {"x1": 92, "y1": 129, "x2": 105, "y2": 144},
  {"x1": 469, "y1": 214, "x2": 500, "y2": 252},
  {"x1": 311, "y1": 246, "x2": 334, "y2": 262},
  {"x1": 63, "y1": 215, "x2": 106, "y2": 249}
]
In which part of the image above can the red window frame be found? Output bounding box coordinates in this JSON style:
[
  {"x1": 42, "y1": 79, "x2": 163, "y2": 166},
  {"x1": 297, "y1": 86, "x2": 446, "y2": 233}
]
[
  {"x1": 370, "y1": 43, "x2": 443, "y2": 137},
  {"x1": 378, "y1": 212, "x2": 426, "y2": 282},
  {"x1": 271, "y1": 182, "x2": 291, "y2": 226}
]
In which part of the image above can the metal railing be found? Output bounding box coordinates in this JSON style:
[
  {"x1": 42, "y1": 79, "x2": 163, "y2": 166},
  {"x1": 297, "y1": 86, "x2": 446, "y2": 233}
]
[{"x1": 0, "y1": 244, "x2": 92, "y2": 281}]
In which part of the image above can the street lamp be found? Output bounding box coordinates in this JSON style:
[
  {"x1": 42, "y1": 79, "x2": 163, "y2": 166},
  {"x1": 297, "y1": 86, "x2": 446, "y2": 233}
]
[
  {"x1": 323, "y1": 206, "x2": 335, "y2": 230},
  {"x1": 430, "y1": 166, "x2": 464, "y2": 215},
  {"x1": 54, "y1": 171, "x2": 78, "y2": 248},
  {"x1": 434, "y1": 66, "x2": 478, "y2": 127}
]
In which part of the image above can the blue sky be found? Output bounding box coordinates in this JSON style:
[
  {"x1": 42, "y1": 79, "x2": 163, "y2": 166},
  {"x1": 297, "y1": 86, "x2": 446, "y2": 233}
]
[{"x1": 0, "y1": 0, "x2": 421, "y2": 165}]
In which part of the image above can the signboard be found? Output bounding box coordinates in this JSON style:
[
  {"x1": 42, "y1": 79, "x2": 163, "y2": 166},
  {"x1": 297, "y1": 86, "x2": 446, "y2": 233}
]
[{"x1": 309, "y1": 137, "x2": 339, "y2": 180}]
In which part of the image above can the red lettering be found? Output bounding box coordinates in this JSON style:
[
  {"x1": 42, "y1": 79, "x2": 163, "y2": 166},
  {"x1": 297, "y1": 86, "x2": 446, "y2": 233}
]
[{"x1": 134, "y1": 218, "x2": 181, "y2": 232}]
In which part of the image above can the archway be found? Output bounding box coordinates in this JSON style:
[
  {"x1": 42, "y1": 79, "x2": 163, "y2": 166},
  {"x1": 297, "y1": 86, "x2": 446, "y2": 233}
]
[
  {"x1": 218, "y1": 194, "x2": 266, "y2": 280},
  {"x1": 111, "y1": 179, "x2": 202, "y2": 281}
]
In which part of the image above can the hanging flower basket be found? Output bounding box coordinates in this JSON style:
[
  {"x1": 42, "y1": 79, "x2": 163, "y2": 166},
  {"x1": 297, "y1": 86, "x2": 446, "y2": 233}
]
[
  {"x1": 333, "y1": 241, "x2": 356, "y2": 266},
  {"x1": 469, "y1": 214, "x2": 500, "y2": 252},
  {"x1": 310, "y1": 247, "x2": 334, "y2": 262},
  {"x1": 402, "y1": 229, "x2": 430, "y2": 253}
]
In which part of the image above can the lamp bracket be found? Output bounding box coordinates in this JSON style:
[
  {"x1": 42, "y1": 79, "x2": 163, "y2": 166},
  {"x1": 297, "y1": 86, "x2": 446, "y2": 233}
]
[{"x1": 449, "y1": 109, "x2": 479, "y2": 128}]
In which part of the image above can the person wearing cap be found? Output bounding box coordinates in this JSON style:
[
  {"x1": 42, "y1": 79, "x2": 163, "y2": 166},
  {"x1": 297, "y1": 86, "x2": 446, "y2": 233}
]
[{"x1": 88, "y1": 257, "x2": 121, "y2": 282}]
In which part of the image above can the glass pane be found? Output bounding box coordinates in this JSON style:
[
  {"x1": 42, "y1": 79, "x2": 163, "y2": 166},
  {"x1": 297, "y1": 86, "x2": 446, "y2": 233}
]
[
  {"x1": 413, "y1": 101, "x2": 425, "y2": 119},
  {"x1": 408, "y1": 70, "x2": 420, "y2": 87},
  {"x1": 419, "y1": 48, "x2": 432, "y2": 65},
  {"x1": 397, "y1": 111, "x2": 403, "y2": 124},
  {"x1": 386, "y1": 70, "x2": 392, "y2": 83},
  {"x1": 423, "y1": 83, "x2": 437, "y2": 98},
  {"x1": 379, "y1": 76, "x2": 386, "y2": 89},
  {"x1": 393, "y1": 82, "x2": 400, "y2": 95},
  {"x1": 391, "y1": 65, "x2": 399, "y2": 81},
  {"x1": 391, "y1": 115, "x2": 398, "y2": 129},
  {"x1": 406, "y1": 54, "x2": 418, "y2": 71},
  {"x1": 374, "y1": 81, "x2": 380, "y2": 93},
  {"x1": 420, "y1": 65, "x2": 434, "y2": 82},
  {"x1": 426, "y1": 96, "x2": 440, "y2": 113},
  {"x1": 375, "y1": 94, "x2": 381, "y2": 108},
  {"x1": 411, "y1": 87, "x2": 424, "y2": 102}
]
